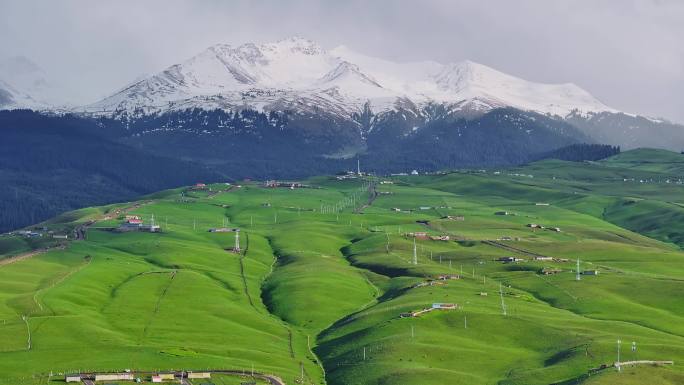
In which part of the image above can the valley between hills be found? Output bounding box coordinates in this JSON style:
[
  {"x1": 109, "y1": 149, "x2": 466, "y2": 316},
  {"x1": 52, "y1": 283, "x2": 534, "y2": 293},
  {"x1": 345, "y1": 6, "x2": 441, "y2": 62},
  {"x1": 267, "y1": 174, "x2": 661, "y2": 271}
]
[{"x1": 1, "y1": 149, "x2": 684, "y2": 385}]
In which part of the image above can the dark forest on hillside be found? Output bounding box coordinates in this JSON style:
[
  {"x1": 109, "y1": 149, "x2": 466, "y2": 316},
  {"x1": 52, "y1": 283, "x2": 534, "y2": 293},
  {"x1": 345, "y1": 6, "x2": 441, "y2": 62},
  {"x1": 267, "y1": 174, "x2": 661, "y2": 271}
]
[{"x1": 0, "y1": 110, "x2": 223, "y2": 232}]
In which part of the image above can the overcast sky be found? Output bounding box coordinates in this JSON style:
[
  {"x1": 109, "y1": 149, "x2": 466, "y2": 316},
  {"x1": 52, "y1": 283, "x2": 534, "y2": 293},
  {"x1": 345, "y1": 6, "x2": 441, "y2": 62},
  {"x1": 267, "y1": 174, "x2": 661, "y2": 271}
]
[{"x1": 1, "y1": 0, "x2": 682, "y2": 121}]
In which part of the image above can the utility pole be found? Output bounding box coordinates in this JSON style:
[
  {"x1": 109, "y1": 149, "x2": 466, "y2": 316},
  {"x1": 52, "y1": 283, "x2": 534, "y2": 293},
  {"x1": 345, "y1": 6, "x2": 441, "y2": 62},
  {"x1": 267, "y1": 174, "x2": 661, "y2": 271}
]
[
  {"x1": 617, "y1": 339, "x2": 622, "y2": 371},
  {"x1": 499, "y1": 282, "x2": 507, "y2": 316},
  {"x1": 576, "y1": 258, "x2": 581, "y2": 281},
  {"x1": 464, "y1": 315, "x2": 467, "y2": 329},
  {"x1": 234, "y1": 230, "x2": 240, "y2": 253},
  {"x1": 413, "y1": 237, "x2": 418, "y2": 265}
]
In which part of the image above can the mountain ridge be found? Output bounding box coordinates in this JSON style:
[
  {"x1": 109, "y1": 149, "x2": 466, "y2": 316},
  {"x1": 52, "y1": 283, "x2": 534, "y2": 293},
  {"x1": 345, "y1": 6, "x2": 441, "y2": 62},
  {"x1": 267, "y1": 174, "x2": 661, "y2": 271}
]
[{"x1": 82, "y1": 37, "x2": 615, "y2": 120}]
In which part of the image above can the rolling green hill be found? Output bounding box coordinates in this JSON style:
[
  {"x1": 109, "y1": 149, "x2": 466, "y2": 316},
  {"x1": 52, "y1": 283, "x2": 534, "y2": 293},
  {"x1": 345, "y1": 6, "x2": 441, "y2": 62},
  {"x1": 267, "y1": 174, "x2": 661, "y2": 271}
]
[{"x1": 1, "y1": 151, "x2": 684, "y2": 385}]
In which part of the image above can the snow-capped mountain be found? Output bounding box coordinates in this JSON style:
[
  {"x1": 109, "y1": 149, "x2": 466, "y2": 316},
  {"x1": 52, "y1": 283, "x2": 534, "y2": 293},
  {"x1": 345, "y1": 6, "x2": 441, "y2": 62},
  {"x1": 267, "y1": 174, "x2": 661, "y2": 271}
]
[
  {"x1": 0, "y1": 78, "x2": 44, "y2": 109},
  {"x1": 85, "y1": 37, "x2": 615, "y2": 119},
  {"x1": 0, "y1": 56, "x2": 59, "y2": 109}
]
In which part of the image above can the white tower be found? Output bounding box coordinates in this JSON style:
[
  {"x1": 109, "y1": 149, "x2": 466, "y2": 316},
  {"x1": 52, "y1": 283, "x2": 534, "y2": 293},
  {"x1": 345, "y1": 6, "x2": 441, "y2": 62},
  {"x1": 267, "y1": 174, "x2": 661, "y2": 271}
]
[
  {"x1": 576, "y1": 258, "x2": 581, "y2": 281},
  {"x1": 234, "y1": 230, "x2": 241, "y2": 253},
  {"x1": 412, "y1": 237, "x2": 418, "y2": 265},
  {"x1": 357, "y1": 158, "x2": 361, "y2": 176}
]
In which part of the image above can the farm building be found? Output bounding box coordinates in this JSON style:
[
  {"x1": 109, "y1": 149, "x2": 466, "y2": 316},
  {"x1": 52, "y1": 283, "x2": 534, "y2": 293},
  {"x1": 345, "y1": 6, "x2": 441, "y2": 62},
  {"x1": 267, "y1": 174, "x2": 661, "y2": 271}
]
[
  {"x1": 400, "y1": 303, "x2": 458, "y2": 318},
  {"x1": 494, "y1": 211, "x2": 512, "y2": 216},
  {"x1": 480, "y1": 292, "x2": 488, "y2": 296},
  {"x1": 429, "y1": 235, "x2": 450, "y2": 241},
  {"x1": 582, "y1": 270, "x2": 600, "y2": 275},
  {"x1": 95, "y1": 373, "x2": 133, "y2": 381},
  {"x1": 152, "y1": 375, "x2": 162, "y2": 383},
  {"x1": 65, "y1": 375, "x2": 80, "y2": 383},
  {"x1": 549, "y1": 227, "x2": 562, "y2": 232},
  {"x1": 125, "y1": 215, "x2": 140, "y2": 220},
  {"x1": 443, "y1": 215, "x2": 465, "y2": 221},
  {"x1": 158, "y1": 373, "x2": 175, "y2": 380},
  {"x1": 541, "y1": 268, "x2": 563, "y2": 275},
  {"x1": 118, "y1": 218, "x2": 160, "y2": 233},
  {"x1": 391, "y1": 207, "x2": 401, "y2": 212},
  {"x1": 412, "y1": 280, "x2": 447, "y2": 288},
  {"x1": 527, "y1": 223, "x2": 544, "y2": 229},
  {"x1": 408, "y1": 232, "x2": 429, "y2": 239},
  {"x1": 436, "y1": 274, "x2": 461, "y2": 280},
  {"x1": 192, "y1": 183, "x2": 207, "y2": 190},
  {"x1": 264, "y1": 180, "x2": 307, "y2": 189},
  {"x1": 419, "y1": 206, "x2": 432, "y2": 210},
  {"x1": 497, "y1": 256, "x2": 525, "y2": 263},
  {"x1": 52, "y1": 234, "x2": 68, "y2": 239},
  {"x1": 140, "y1": 224, "x2": 160, "y2": 232},
  {"x1": 208, "y1": 228, "x2": 239, "y2": 233},
  {"x1": 119, "y1": 220, "x2": 143, "y2": 231},
  {"x1": 187, "y1": 372, "x2": 211, "y2": 379},
  {"x1": 535, "y1": 203, "x2": 550, "y2": 206},
  {"x1": 534, "y1": 256, "x2": 554, "y2": 261}
]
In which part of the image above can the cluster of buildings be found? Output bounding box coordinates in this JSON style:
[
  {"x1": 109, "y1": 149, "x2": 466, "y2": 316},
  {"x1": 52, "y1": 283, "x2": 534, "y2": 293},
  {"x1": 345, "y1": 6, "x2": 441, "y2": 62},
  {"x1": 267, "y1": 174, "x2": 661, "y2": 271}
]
[
  {"x1": 208, "y1": 227, "x2": 239, "y2": 233},
  {"x1": 527, "y1": 223, "x2": 561, "y2": 232},
  {"x1": 66, "y1": 371, "x2": 211, "y2": 383},
  {"x1": 442, "y1": 215, "x2": 465, "y2": 221},
  {"x1": 117, "y1": 215, "x2": 160, "y2": 232},
  {"x1": 264, "y1": 180, "x2": 309, "y2": 189},
  {"x1": 400, "y1": 303, "x2": 458, "y2": 318},
  {"x1": 533, "y1": 256, "x2": 569, "y2": 263},
  {"x1": 405, "y1": 232, "x2": 451, "y2": 241},
  {"x1": 412, "y1": 274, "x2": 461, "y2": 289},
  {"x1": 497, "y1": 256, "x2": 526, "y2": 263},
  {"x1": 389, "y1": 170, "x2": 420, "y2": 176},
  {"x1": 7, "y1": 227, "x2": 69, "y2": 240}
]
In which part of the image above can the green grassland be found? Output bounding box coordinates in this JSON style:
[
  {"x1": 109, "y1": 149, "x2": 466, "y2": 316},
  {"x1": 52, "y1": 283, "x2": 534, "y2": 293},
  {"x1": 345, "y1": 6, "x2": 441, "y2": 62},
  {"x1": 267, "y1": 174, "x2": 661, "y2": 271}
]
[{"x1": 1, "y1": 150, "x2": 684, "y2": 385}]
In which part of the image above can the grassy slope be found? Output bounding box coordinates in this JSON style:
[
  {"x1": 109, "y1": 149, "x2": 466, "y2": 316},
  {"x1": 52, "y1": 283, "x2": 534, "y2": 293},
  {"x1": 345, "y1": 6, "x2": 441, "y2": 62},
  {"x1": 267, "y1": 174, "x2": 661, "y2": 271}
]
[{"x1": 0, "y1": 153, "x2": 683, "y2": 384}]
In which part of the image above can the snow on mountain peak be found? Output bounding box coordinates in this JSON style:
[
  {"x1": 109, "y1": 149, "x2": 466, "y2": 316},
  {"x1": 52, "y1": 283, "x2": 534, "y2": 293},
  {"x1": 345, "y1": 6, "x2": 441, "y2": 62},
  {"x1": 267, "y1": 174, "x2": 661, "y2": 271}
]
[
  {"x1": 319, "y1": 61, "x2": 382, "y2": 88},
  {"x1": 85, "y1": 38, "x2": 617, "y2": 119}
]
